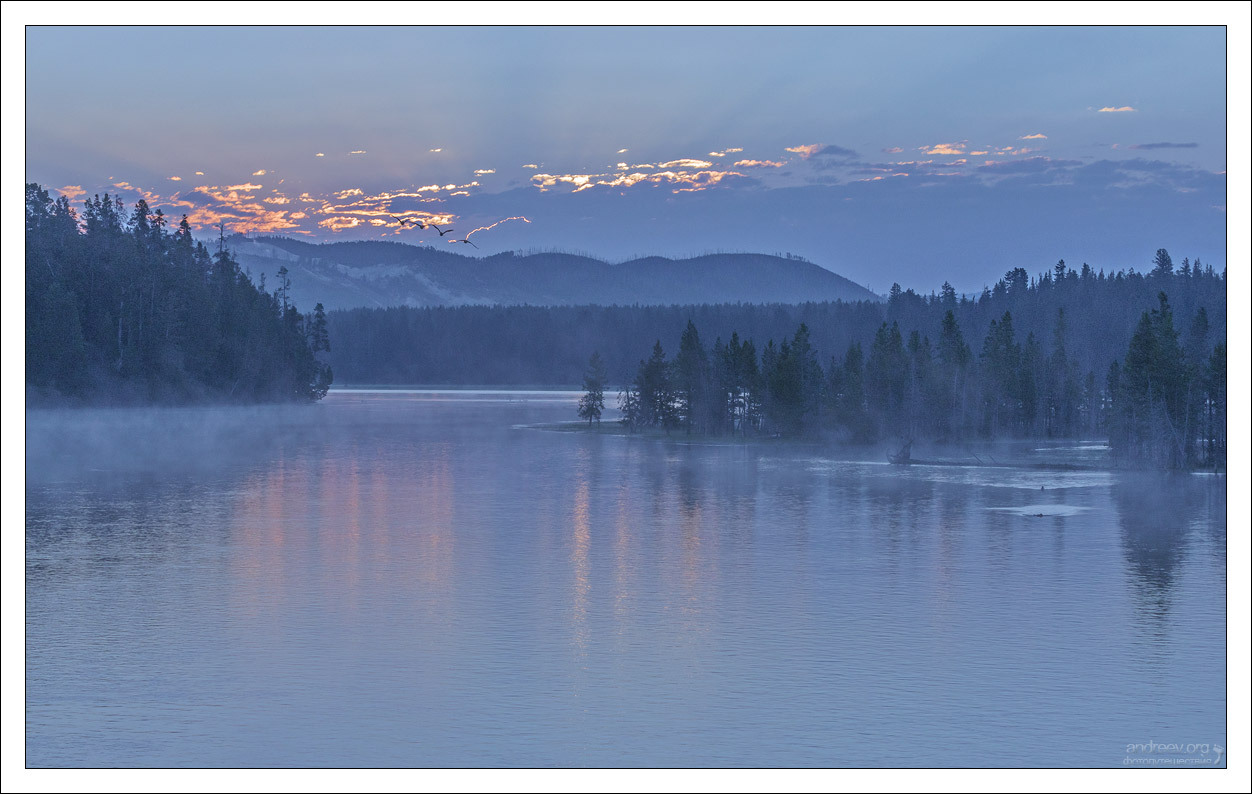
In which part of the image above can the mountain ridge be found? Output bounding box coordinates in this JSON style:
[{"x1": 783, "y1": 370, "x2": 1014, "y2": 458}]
[{"x1": 228, "y1": 236, "x2": 881, "y2": 310}]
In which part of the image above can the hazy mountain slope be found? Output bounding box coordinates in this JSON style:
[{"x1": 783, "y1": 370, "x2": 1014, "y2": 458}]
[{"x1": 230, "y1": 236, "x2": 880, "y2": 310}]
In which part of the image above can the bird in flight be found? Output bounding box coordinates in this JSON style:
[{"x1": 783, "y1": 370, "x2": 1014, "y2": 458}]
[
  {"x1": 449, "y1": 237, "x2": 478, "y2": 248},
  {"x1": 429, "y1": 223, "x2": 454, "y2": 236},
  {"x1": 390, "y1": 215, "x2": 426, "y2": 229}
]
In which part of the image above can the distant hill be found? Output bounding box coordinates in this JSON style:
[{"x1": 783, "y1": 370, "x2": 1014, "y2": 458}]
[{"x1": 228, "y1": 236, "x2": 880, "y2": 310}]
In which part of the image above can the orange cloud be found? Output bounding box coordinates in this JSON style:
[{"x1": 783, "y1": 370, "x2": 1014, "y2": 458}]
[
  {"x1": 319, "y1": 216, "x2": 363, "y2": 232},
  {"x1": 169, "y1": 176, "x2": 182, "y2": 181},
  {"x1": 1098, "y1": 106, "x2": 1136, "y2": 112},
  {"x1": 785, "y1": 144, "x2": 822, "y2": 158},
  {"x1": 315, "y1": 153, "x2": 325, "y2": 157},
  {"x1": 349, "y1": 150, "x2": 367, "y2": 155},
  {"x1": 195, "y1": 171, "x2": 205, "y2": 175},
  {"x1": 1019, "y1": 133, "x2": 1047, "y2": 140},
  {"x1": 924, "y1": 142, "x2": 966, "y2": 155},
  {"x1": 429, "y1": 148, "x2": 442, "y2": 153},
  {"x1": 252, "y1": 169, "x2": 267, "y2": 176},
  {"x1": 658, "y1": 159, "x2": 714, "y2": 169},
  {"x1": 734, "y1": 159, "x2": 784, "y2": 168},
  {"x1": 335, "y1": 188, "x2": 365, "y2": 199},
  {"x1": 522, "y1": 163, "x2": 539, "y2": 169},
  {"x1": 57, "y1": 185, "x2": 86, "y2": 200},
  {"x1": 264, "y1": 196, "x2": 291, "y2": 204},
  {"x1": 473, "y1": 169, "x2": 496, "y2": 175},
  {"x1": 531, "y1": 166, "x2": 744, "y2": 194},
  {"x1": 708, "y1": 147, "x2": 743, "y2": 158},
  {"x1": 224, "y1": 183, "x2": 262, "y2": 192}
]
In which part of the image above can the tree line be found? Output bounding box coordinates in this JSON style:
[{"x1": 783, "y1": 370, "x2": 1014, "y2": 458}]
[
  {"x1": 26, "y1": 183, "x2": 332, "y2": 404},
  {"x1": 326, "y1": 254, "x2": 1223, "y2": 394}
]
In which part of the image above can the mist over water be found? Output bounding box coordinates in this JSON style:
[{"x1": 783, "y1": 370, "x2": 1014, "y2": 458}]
[{"x1": 25, "y1": 392, "x2": 1227, "y2": 767}]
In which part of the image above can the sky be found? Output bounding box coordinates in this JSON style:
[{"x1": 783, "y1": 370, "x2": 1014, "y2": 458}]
[
  {"x1": 18, "y1": 19, "x2": 1240, "y2": 295},
  {"x1": 5, "y1": 8, "x2": 1252, "y2": 789}
]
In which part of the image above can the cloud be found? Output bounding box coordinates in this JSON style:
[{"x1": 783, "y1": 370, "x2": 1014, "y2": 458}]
[
  {"x1": 429, "y1": 148, "x2": 442, "y2": 153},
  {"x1": 1098, "y1": 106, "x2": 1136, "y2": 112},
  {"x1": 334, "y1": 188, "x2": 365, "y2": 198},
  {"x1": 976, "y1": 156, "x2": 1082, "y2": 174},
  {"x1": 811, "y1": 144, "x2": 859, "y2": 159},
  {"x1": 882, "y1": 147, "x2": 903, "y2": 154},
  {"x1": 854, "y1": 173, "x2": 909, "y2": 183},
  {"x1": 195, "y1": 171, "x2": 205, "y2": 176},
  {"x1": 168, "y1": 176, "x2": 182, "y2": 181},
  {"x1": 1019, "y1": 133, "x2": 1047, "y2": 140},
  {"x1": 734, "y1": 159, "x2": 785, "y2": 168},
  {"x1": 617, "y1": 148, "x2": 628, "y2": 154},
  {"x1": 252, "y1": 169, "x2": 267, "y2": 176},
  {"x1": 223, "y1": 183, "x2": 263, "y2": 192},
  {"x1": 315, "y1": 153, "x2": 325, "y2": 158},
  {"x1": 263, "y1": 196, "x2": 291, "y2": 204},
  {"x1": 319, "y1": 215, "x2": 363, "y2": 232},
  {"x1": 708, "y1": 147, "x2": 743, "y2": 158},
  {"x1": 1129, "y1": 142, "x2": 1199, "y2": 150},
  {"x1": 474, "y1": 169, "x2": 496, "y2": 175},
  {"x1": 785, "y1": 144, "x2": 822, "y2": 158},
  {"x1": 924, "y1": 142, "x2": 967, "y2": 155},
  {"x1": 522, "y1": 163, "x2": 539, "y2": 169},
  {"x1": 349, "y1": 150, "x2": 367, "y2": 155},
  {"x1": 530, "y1": 165, "x2": 747, "y2": 194},
  {"x1": 969, "y1": 151, "x2": 988, "y2": 156},
  {"x1": 56, "y1": 185, "x2": 86, "y2": 200},
  {"x1": 658, "y1": 159, "x2": 714, "y2": 169}
]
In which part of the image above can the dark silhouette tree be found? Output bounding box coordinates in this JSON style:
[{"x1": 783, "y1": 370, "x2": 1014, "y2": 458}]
[{"x1": 578, "y1": 351, "x2": 608, "y2": 424}]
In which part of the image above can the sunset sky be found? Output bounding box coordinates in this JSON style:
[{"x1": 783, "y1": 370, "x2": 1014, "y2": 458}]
[{"x1": 16, "y1": 17, "x2": 1243, "y2": 294}]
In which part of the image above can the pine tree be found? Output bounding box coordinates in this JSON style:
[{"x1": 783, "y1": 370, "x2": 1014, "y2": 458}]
[
  {"x1": 674, "y1": 320, "x2": 709, "y2": 434},
  {"x1": 1150, "y1": 248, "x2": 1174, "y2": 278},
  {"x1": 1113, "y1": 292, "x2": 1189, "y2": 467},
  {"x1": 577, "y1": 351, "x2": 608, "y2": 424}
]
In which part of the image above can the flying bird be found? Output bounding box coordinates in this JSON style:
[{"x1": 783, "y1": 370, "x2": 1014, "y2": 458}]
[
  {"x1": 429, "y1": 224, "x2": 454, "y2": 236},
  {"x1": 449, "y1": 237, "x2": 478, "y2": 248},
  {"x1": 390, "y1": 215, "x2": 426, "y2": 229}
]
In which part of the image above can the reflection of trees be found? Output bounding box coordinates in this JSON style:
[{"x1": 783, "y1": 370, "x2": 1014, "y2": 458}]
[{"x1": 1113, "y1": 474, "x2": 1199, "y2": 620}]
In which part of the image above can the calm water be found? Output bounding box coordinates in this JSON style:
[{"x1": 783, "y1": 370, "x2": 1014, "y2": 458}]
[{"x1": 25, "y1": 391, "x2": 1227, "y2": 768}]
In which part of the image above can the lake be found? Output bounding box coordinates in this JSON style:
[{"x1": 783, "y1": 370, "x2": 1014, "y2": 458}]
[{"x1": 25, "y1": 390, "x2": 1227, "y2": 767}]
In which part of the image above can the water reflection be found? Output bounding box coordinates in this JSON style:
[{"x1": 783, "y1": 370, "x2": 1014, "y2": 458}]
[
  {"x1": 25, "y1": 396, "x2": 1227, "y2": 767},
  {"x1": 571, "y1": 468, "x2": 591, "y2": 653},
  {"x1": 1112, "y1": 474, "x2": 1201, "y2": 622}
]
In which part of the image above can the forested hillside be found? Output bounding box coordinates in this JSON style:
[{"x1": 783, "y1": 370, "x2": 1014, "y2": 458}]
[
  {"x1": 328, "y1": 254, "x2": 1223, "y2": 389},
  {"x1": 327, "y1": 252, "x2": 1225, "y2": 466},
  {"x1": 234, "y1": 236, "x2": 879, "y2": 310},
  {"x1": 25, "y1": 184, "x2": 332, "y2": 405}
]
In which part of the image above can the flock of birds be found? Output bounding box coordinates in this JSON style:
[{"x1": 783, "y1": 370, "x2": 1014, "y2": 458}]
[
  {"x1": 389, "y1": 214, "x2": 477, "y2": 246},
  {"x1": 388, "y1": 214, "x2": 533, "y2": 250}
]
